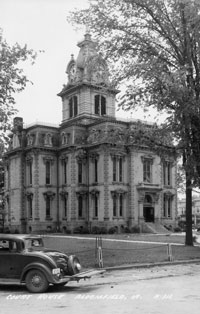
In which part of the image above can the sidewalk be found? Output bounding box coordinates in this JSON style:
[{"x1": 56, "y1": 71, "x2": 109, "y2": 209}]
[{"x1": 104, "y1": 258, "x2": 200, "y2": 271}]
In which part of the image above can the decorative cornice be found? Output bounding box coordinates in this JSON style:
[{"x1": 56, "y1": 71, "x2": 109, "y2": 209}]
[
  {"x1": 43, "y1": 156, "x2": 55, "y2": 164},
  {"x1": 60, "y1": 190, "x2": 68, "y2": 198},
  {"x1": 43, "y1": 191, "x2": 55, "y2": 199}
]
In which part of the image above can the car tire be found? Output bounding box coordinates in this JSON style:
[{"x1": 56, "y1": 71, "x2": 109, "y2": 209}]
[
  {"x1": 67, "y1": 256, "x2": 81, "y2": 275},
  {"x1": 25, "y1": 269, "x2": 49, "y2": 293}
]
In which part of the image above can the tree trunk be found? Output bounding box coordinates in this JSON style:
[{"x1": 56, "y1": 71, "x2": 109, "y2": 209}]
[{"x1": 185, "y1": 173, "x2": 193, "y2": 246}]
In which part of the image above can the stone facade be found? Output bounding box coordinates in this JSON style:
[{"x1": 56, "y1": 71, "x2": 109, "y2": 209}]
[{"x1": 3, "y1": 33, "x2": 177, "y2": 234}]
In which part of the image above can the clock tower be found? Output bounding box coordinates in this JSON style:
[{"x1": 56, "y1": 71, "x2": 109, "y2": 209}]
[{"x1": 58, "y1": 33, "x2": 119, "y2": 125}]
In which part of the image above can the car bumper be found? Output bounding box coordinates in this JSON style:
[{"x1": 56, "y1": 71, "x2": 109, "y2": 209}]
[{"x1": 57, "y1": 269, "x2": 106, "y2": 284}]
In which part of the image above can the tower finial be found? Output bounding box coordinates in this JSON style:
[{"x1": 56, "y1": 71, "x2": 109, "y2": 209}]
[
  {"x1": 85, "y1": 24, "x2": 89, "y2": 34},
  {"x1": 84, "y1": 24, "x2": 91, "y2": 41}
]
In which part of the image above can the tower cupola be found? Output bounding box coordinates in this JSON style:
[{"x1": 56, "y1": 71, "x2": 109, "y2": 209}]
[{"x1": 58, "y1": 33, "x2": 119, "y2": 124}]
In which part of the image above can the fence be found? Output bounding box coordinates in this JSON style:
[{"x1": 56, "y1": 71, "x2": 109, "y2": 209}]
[
  {"x1": 42, "y1": 236, "x2": 200, "y2": 269},
  {"x1": 94, "y1": 238, "x2": 174, "y2": 268}
]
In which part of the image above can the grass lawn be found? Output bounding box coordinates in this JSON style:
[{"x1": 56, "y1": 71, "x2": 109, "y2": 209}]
[{"x1": 42, "y1": 233, "x2": 200, "y2": 268}]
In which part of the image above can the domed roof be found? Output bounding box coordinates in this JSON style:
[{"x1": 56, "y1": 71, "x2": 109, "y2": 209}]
[{"x1": 66, "y1": 33, "x2": 110, "y2": 86}]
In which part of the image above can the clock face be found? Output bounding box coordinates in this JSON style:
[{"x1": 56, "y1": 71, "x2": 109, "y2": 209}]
[
  {"x1": 69, "y1": 64, "x2": 76, "y2": 82},
  {"x1": 70, "y1": 65, "x2": 76, "y2": 75}
]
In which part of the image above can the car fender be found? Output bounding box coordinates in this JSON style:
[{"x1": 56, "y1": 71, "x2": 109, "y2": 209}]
[{"x1": 20, "y1": 262, "x2": 54, "y2": 283}]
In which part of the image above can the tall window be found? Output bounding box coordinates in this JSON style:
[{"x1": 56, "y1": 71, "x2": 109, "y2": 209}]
[
  {"x1": 63, "y1": 160, "x2": 67, "y2": 184},
  {"x1": 112, "y1": 156, "x2": 123, "y2": 182},
  {"x1": 63, "y1": 197, "x2": 67, "y2": 218},
  {"x1": 78, "y1": 162, "x2": 83, "y2": 183},
  {"x1": 119, "y1": 194, "x2": 123, "y2": 217},
  {"x1": 112, "y1": 192, "x2": 124, "y2": 218},
  {"x1": 113, "y1": 157, "x2": 117, "y2": 182},
  {"x1": 94, "y1": 194, "x2": 98, "y2": 217},
  {"x1": 27, "y1": 161, "x2": 32, "y2": 185},
  {"x1": 94, "y1": 159, "x2": 98, "y2": 183},
  {"x1": 163, "y1": 161, "x2": 172, "y2": 186},
  {"x1": 27, "y1": 195, "x2": 33, "y2": 219},
  {"x1": 119, "y1": 157, "x2": 123, "y2": 182},
  {"x1": 46, "y1": 196, "x2": 51, "y2": 218},
  {"x1": 46, "y1": 161, "x2": 51, "y2": 185},
  {"x1": 163, "y1": 195, "x2": 172, "y2": 218},
  {"x1": 94, "y1": 95, "x2": 106, "y2": 116},
  {"x1": 78, "y1": 195, "x2": 83, "y2": 217},
  {"x1": 113, "y1": 195, "x2": 117, "y2": 217},
  {"x1": 143, "y1": 159, "x2": 152, "y2": 183},
  {"x1": 69, "y1": 95, "x2": 78, "y2": 118}
]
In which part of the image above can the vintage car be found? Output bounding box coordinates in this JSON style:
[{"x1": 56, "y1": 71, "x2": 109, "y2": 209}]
[{"x1": 0, "y1": 234, "x2": 104, "y2": 293}]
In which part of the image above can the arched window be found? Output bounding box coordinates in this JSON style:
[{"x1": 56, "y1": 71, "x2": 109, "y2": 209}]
[
  {"x1": 69, "y1": 95, "x2": 78, "y2": 118},
  {"x1": 61, "y1": 133, "x2": 66, "y2": 145},
  {"x1": 94, "y1": 95, "x2": 106, "y2": 116}
]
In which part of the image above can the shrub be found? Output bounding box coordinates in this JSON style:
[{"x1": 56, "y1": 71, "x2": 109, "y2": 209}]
[
  {"x1": 81, "y1": 226, "x2": 89, "y2": 234},
  {"x1": 91, "y1": 226, "x2": 100, "y2": 234},
  {"x1": 99, "y1": 227, "x2": 107, "y2": 234},
  {"x1": 46, "y1": 226, "x2": 52, "y2": 233},
  {"x1": 174, "y1": 226, "x2": 182, "y2": 233},
  {"x1": 4, "y1": 227, "x2": 10, "y2": 234},
  {"x1": 73, "y1": 226, "x2": 89, "y2": 234},
  {"x1": 131, "y1": 225, "x2": 141, "y2": 233},
  {"x1": 124, "y1": 227, "x2": 131, "y2": 233},
  {"x1": 108, "y1": 226, "x2": 117, "y2": 234},
  {"x1": 62, "y1": 226, "x2": 71, "y2": 234}
]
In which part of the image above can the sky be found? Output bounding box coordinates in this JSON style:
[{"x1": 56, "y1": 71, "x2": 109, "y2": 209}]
[{"x1": 0, "y1": 0, "x2": 159, "y2": 126}]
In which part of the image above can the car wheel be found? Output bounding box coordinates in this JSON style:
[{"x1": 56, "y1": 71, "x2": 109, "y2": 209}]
[
  {"x1": 25, "y1": 269, "x2": 49, "y2": 293},
  {"x1": 67, "y1": 256, "x2": 81, "y2": 275}
]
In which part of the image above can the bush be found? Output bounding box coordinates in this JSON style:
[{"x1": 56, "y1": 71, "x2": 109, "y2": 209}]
[
  {"x1": 91, "y1": 226, "x2": 100, "y2": 234},
  {"x1": 73, "y1": 226, "x2": 89, "y2": 234},
  {"x1": 46, "y1": 226, "x2": 52, "y2": 233},
  {"x1": 131, "y1": 225, "x2": 141, "y2": 233},
  {"x1": 124, "y1": 227, "x2": 131, "y2": 233},
  {"x1": 108, "y1": 226, "x2": 117, "y2": 234},
  {"x1": 174, "y1": 226, "x2": 182, "y2": 233},
  {"x1": 62, "y1": 226, "x2": 71, "y2": 234},
  {"x1": 99, "y1": 227, "x2": 107, "y2": 234},
  {"x1": 4, "y1": 227, "x2": 10, "y2": 234}
]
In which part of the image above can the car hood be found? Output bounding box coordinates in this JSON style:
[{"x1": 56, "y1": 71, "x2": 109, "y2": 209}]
[{"x1": 26, "y1": 247, "x2": 69, "y2": 259}]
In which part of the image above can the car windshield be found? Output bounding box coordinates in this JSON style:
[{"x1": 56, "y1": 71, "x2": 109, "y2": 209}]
[{"x1": 24, "y1": 238, "x2": 44, "y2": 250}]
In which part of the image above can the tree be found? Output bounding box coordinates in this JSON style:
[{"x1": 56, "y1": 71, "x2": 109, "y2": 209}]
[
  {"x1": 0, "y1": 28, "x2": 37, "y2": 151},
  {"x1": 68, "y1": 0, "x2": 200, "y2": 245}
]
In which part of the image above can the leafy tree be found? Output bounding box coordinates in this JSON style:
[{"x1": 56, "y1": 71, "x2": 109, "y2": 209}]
[
  {"x1": 68, "y1": 0, "x2": 200, "y2": 245},
  {"x1": 0, "y1": 28, "x2": 37, "y2": 151}
]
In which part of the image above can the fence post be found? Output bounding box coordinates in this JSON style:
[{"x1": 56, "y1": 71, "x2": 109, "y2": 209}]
[
  {"x1": 96, "y1": 236, "x2": 103, "y2": 268},
  {"x1": 167, "y1": 243, "x2": 173, "y2": 262}
]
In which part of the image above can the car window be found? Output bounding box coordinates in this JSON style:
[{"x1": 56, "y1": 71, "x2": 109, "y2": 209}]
[
  {"x1": 31, "y1": 239, "x2": 43, "y2": 247},
  {"x1": 0, "y1": 240, "x2": 9, "y2": 250},
  {"x1": 0, "y1": 240, "x2": 18, "y2": 252},
  {"x1": 24, "y1": 238, "x2": 43, "y2": 249},
  {"x1": 9, "y1": 241, "x2": 18, "y2": 252}
]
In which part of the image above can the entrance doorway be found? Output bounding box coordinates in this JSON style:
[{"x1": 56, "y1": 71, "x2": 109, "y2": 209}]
[
  {"x1": 143, "y1": 206, "x2": 154, "y2": 222},
  {"x1": 143, "y1": 194, "x2": 155, "y2": 222}
]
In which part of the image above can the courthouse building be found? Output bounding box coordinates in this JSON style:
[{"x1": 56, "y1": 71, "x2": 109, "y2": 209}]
[{"x1": 3, "y1": 33, "x2": 177, "y2": 234}]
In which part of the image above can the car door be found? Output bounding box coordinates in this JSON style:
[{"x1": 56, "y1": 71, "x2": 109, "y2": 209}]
[
  {"x1": 0, "y1": 239, "x2": 13, "y2": 278},
  {"x1": 0, "y1": 240, "x2": 23, "y2": 279}
]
